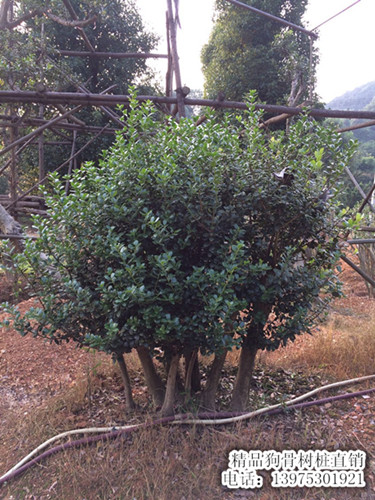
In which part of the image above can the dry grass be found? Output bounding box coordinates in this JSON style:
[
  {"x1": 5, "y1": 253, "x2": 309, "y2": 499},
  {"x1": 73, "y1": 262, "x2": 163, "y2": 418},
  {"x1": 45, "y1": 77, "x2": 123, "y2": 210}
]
[
  {"x1": 261, "y1": 307, "x2": 375, "y2": 380},
  {"x1": 3, "y1": 399, "x2": 372, "y2": 500},
  {"x1": 2, "y1": 300, "x2": 375, "y2": 499}
]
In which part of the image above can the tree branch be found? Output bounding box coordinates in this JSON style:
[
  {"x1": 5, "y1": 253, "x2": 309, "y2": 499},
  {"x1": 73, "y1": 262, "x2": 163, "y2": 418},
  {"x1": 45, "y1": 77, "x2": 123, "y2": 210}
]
[
  {"x1": 43, "y1": 11, "x2": 97, "y2": 28},
  {"x1": 0, "y1": 3, "x2": 96, "y2": 30}
]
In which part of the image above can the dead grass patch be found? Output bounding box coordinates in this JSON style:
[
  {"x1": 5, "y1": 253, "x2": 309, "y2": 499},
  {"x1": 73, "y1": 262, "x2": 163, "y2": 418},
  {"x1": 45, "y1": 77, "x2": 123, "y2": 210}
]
[{"x1": 260, "y1": 307, "x2": 375, "y2": 380}]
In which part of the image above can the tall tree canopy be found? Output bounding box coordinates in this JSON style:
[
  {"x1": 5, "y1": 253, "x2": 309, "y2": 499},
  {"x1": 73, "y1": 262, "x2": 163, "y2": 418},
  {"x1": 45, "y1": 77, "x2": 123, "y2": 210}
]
[{"x1": 201, "y1": 0, "x2": 315, "y2": 105}]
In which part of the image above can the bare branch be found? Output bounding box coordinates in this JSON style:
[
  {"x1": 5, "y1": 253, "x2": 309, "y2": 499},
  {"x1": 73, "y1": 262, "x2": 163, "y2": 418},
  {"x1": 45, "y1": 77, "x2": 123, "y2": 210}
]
[
  {"x1": 43, "y1": 11, "x2": 97, "y2": 28},
  {"x1": 5, "y1": 10, "x2": 41, "y2": 29}
]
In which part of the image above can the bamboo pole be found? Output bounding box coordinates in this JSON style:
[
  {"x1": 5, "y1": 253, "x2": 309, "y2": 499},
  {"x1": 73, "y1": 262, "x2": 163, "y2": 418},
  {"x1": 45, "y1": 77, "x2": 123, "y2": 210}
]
[
  {"x1": 0, "y1": 106, "x2": 82, "y2": 158},
  {"x1": 344, "y1": 166, "x2": 375, "y2": 213},
  {"x1": 359, "y1": 181, "x2": 375, "y2": 213},
  {"x1": 165, "y1": 11, "x2": 174, "y2": 113},
  {"x1": 4, "y1": 91, "x2": 375, "y2": 121},
  {"x1": 43, "y1": 55, "x2": 124, "y2": 129},
  {"x1": 58, "y1": 50, "x2": 168, "y2": 59},
  {"x1": 9, "y1": 117, "x2": 18, "y2": 205},
  {"x1": 166, "y1": 0, "x2": 185, "y2": 118},
  {"x1": 337, "y1": 120, "x2": 375, "y2": 133},
  {"x1": 340, "y1": 254, "x2": 375, "y2": 289},
  {"x1": 38, "y1": 104, "x2": 45, "y2": 182},
  {"x1": 347, "y1": 239, "x2": 375, "y2": 245},
  {"x1": 0, "y1": 115, "x2": 117, "y2": 134},
  {"x1": 345, "y1": 166, "x2": 369, "y2": 200},
  {"x1": 5, "y1": 124, "x2": 109, "y2": 211},
  {"x1": 65, "y1": 130, "x2": 77, "y2": 195}
]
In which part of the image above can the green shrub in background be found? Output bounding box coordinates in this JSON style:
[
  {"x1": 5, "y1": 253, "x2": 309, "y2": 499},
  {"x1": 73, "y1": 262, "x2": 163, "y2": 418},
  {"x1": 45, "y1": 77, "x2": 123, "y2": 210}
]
[{"x1": 1, "y1": 92, "x2": 356, "y2": 414}]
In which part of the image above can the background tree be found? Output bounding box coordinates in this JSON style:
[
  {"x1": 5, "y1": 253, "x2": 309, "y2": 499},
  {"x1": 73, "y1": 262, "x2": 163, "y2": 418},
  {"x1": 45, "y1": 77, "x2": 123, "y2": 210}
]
[
  {"x1": 0, "y1": 0, "x2": 158, "y2": 193},
  {"x1": 1, "y1": 93, "x2": 355, "y2": 415},
  {"x1": 201, "y1": 0, "x2": 316, "y2": 106}
]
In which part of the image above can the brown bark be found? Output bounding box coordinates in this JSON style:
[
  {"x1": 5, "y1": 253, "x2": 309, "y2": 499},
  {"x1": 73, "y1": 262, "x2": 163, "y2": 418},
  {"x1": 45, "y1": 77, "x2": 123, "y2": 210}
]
[
  {"x1": 136, "y1": 346, "x2": 165, "y2": 407},
  {"x1": 166, "y1": 0, "x2": 185, "y2": 118},
  {"x1": 116, "y1": 354, "x2": 136, "y2": 412},
  {"x1": 61, "y1": 0, "x2": 96, "y2": 52},
  {"x1": 230, "y1": 344, "x2": 258, "y2": 412},
  {"x1": 200, "y1": 351, "x2": 227, "y2": 411},
  {"x1": 160, "y1": 352, "x2": 180, "y2": 417},
  {"x1": 183, "y1": 349, "x2": 201, "y2": 402},
  {"x1": 44, "y1": 11, "x2": 97, "y2": 28}
]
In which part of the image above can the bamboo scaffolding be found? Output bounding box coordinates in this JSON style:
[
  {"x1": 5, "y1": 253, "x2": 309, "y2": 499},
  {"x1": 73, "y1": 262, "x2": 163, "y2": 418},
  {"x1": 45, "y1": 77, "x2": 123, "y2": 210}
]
[
  {"x1": 43, "y1": 54, "x2": 125, "y2": 130},
  {"x1": 0, "y1": 106, "x2": 82, "y2": 158},
  {"x1": 4, "y1": 91, "x2": 375, "y2": 121},
  {"x1": 5, "y1": 124, "x2": 110, "y2": 211},
  {"x1": 0, "y1": 129, "x2": 49, "y2": 176},
  {"x1": 0, "y1": 115, "x2": 117, "y2": 134}
]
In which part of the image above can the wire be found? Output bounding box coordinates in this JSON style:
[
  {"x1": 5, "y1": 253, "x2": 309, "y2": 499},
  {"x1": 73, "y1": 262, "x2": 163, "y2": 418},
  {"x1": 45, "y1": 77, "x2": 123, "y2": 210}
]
[{"x1": 312, "y1": 0, "x2": 362, "y2": 31}]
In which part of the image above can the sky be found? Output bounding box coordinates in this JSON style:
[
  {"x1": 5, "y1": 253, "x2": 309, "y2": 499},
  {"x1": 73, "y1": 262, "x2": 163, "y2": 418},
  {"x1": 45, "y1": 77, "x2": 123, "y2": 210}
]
[{"x1": 137, "y1": 0, "x2": 375, "y2": 104}]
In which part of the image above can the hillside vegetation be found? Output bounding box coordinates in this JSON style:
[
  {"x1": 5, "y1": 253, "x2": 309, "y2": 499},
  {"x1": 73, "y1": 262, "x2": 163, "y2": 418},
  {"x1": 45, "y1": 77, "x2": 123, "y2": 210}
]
[{"x1": 327, "y1": 81, "x2": 375, "y2": 207}]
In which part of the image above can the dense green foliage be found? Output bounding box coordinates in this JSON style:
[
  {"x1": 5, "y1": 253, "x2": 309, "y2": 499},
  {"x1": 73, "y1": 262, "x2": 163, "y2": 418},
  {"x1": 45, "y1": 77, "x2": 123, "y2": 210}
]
[
  {"x1": 201, "y1": 0, "x2": 315, "y2": 105},
  {"x1": 1, "y1": 93, "x2": 356, "y2": 412}
]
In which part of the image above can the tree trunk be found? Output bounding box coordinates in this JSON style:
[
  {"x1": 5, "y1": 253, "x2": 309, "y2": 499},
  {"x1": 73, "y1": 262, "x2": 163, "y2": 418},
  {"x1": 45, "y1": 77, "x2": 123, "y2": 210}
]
[
  {"x1": 160, "y1": 352, "x2": 180, "y2": 417},
  {"x1": 184, "y1": 348, "x2": 201, "y2": 397},
  {"x1": 116, "y1": 353, "x2": 136, "y2": 412},
  {"x1": 136, "y1": 346, "x2": 165, "y2": 407},
  {"x1": 230, "y1": 344, "x2": 258, "y2": 412},
  {"x1": 200, "y1": 351, "x2": 227, "y2": 411}
]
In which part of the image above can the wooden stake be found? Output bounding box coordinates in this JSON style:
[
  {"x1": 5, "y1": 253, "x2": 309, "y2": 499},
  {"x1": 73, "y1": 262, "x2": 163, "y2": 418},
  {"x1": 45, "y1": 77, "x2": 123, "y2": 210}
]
[
  {"x1": 65, "y1": 130, "x2": 77, "y2": 195},
  {"x1": 166, "y1": 0, "x2": 185, "y2": 118}
]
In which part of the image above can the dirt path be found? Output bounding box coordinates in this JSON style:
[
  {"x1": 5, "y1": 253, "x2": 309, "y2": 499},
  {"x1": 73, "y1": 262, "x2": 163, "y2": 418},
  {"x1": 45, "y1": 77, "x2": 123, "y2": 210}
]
[{"x1": 0, "y1": 298, "x2": 104, "y2": 426}]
